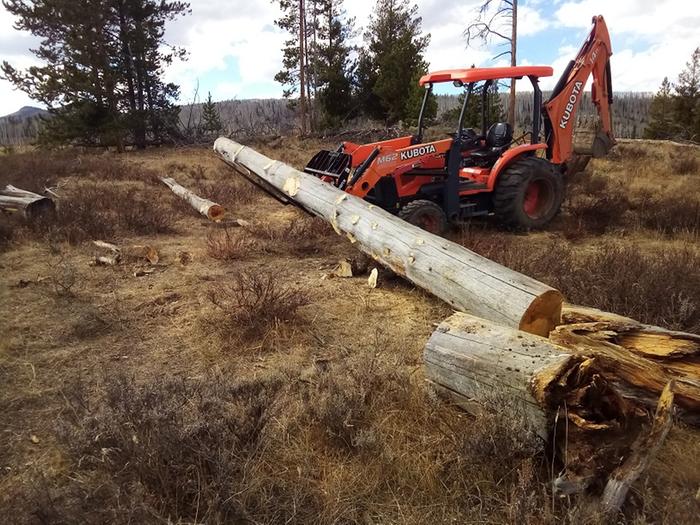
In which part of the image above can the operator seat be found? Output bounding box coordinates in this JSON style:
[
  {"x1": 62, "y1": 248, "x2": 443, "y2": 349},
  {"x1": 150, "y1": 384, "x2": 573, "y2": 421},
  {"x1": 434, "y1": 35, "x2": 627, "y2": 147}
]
[{"x1": 470, "y1": 122, "x2": 513, "y2": 166}]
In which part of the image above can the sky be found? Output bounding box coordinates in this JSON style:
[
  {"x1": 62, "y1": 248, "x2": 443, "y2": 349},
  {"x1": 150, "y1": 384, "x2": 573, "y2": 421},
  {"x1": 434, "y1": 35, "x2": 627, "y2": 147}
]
[{"x1": 0, "y1": 0, "x2": 699, "y2": 116}]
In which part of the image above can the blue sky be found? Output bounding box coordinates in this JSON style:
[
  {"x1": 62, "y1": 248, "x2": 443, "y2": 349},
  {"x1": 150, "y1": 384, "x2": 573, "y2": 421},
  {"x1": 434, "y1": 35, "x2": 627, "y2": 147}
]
[{"x1": 1, "y1": 0, "x2": 698, "y2": 115}]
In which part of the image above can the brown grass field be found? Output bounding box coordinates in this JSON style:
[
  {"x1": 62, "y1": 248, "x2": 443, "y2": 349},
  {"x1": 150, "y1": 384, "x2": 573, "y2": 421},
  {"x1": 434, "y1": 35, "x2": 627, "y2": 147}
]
[{"x1": 1, "y1": 139, "x2": 699, "y2": 524}]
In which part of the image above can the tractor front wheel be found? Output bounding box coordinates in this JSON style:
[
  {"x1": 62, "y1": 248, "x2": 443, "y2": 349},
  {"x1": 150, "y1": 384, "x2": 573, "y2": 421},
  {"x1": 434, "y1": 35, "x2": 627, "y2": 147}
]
[
  {"x1": 493, "y1": 157, "x2": 563, "y2": 229},
  {"x1": 399, "y1": 199, "x2": 448, "y2": 235}
]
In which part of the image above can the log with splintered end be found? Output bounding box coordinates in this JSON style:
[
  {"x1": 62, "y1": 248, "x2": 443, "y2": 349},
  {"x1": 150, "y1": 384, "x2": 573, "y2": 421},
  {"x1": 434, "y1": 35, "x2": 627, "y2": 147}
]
[
  {"x1": 550, "y1": 321, "x2": 700, "y2": 420},
  {"x1": 214, "y1": 137, "x2": 563, "y2": 336},
  {"x1": 0, "y1": 185, "x2": 55, "y2": 219},
  {"x1": 423, "y1": 312, "x2": 632, "y2": 440},
  {"x1": 161, "y1": 177, "x2": 225, "y2": 222}
]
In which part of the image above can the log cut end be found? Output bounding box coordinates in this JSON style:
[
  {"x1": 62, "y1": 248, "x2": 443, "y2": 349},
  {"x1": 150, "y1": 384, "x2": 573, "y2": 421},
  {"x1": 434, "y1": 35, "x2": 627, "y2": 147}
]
[
  {"x1": 519, "y1": 289, "x2": 564, "y2": 337},
  {"x1": 206, "y1": 204, "x2": 226, "y2": 222}
]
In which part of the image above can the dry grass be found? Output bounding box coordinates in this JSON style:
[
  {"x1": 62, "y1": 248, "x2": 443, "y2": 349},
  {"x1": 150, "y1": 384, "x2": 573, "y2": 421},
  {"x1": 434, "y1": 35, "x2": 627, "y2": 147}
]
[
  {"x1": 456, "y1": 226, "x2": 700, "y2": 333},
  {"x1": 252, "y1": 215, "x2": 335, "y2": 257},
  {"x1": 1, "y1": 140, "x2": 699, "y2": 525}
]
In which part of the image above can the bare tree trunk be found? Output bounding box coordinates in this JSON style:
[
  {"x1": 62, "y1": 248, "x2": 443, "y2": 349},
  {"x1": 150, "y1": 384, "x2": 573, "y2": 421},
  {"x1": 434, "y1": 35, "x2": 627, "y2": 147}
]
[
  {"x1": 508, "y1": 0, "x2": 518, "y2": 127},
  {"x1": 298, "y1": 0, "x2": 308, "y2": 135}
]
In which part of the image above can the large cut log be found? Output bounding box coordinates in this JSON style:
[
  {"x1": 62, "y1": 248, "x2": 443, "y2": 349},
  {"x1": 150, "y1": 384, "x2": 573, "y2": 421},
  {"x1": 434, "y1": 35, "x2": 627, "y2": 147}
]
[
  {"x1": 161, "y1": 177, "x2": 225, "y2": 222},
  {"x1": 423, "y1": 312, "x2": 632, "y2": 440},
  {"x1": 0, "y1": 185, "x2": 55, "y2": 219},
  {"x1": 214, "y1": 137, "x2": 563, "y2": 336}
]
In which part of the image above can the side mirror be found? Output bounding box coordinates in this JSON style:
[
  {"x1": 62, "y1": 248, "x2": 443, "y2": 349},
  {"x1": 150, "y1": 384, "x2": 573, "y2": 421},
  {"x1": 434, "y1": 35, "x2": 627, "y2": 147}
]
[{"x1": 453, "y1": 80, "x2": 464, "y2": 87}]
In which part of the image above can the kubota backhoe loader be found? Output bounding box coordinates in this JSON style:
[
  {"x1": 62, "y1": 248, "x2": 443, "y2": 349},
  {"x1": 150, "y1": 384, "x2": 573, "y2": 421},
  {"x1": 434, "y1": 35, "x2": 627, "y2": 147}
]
[{"x1": 304, "y1": 15, "x2": 615, "y2": 233}]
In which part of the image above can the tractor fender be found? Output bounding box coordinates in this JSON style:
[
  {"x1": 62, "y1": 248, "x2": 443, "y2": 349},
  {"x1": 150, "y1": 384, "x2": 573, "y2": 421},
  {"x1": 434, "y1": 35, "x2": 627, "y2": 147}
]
[{"x1": 487, "y1": 144, "x2": 548, "y2": 190}]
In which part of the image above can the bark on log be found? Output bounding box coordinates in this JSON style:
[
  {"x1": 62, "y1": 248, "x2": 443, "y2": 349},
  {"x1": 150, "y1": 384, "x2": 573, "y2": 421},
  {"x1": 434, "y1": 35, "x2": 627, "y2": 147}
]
[
  {"x1": 0, "y1": 185, "x2": 55, "y2": 219},
  {"x1": 423, "y1": 312, "x2": 632, "y2": 440},
  {"x1": 161, "y1": 177, "x2": 225, "y2": 222},
  {"x1": 214, "y1": 137, "x2": 563, "y2": 336},
  {"x1": 601, "y1": 381, "x2": 675, "y2": 514}
]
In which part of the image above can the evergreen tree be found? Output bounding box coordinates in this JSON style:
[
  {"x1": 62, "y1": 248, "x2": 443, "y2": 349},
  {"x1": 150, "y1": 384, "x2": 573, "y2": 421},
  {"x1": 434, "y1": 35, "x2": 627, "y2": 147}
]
[
  {"x1": 275, "y1": 0, "x2": 319, "y2": 132},
  {"x1": 673, "y1": 48, "x2": 699, "y2": 141},
  {"x1": 201, "y1": 92, "x2": 223, "y2": 136},
  {"x1": 644, "y1": 77, "x2": 675, "y2": 139},
  {"x1": 402, "y1": 66, "x2": 436, "y2": 126},
  {"x1": 443, "y1": 81, "x2": 504, "y2": 129},
  {"x1": 1, "y1": 0, "x2": 189, "y2": 149},
  {"x1": 314, "y1": 0, "x2": 355, "y2": 127},
  {"x1": 357, "y1": 0, "x2": 431, "y2": 124}
]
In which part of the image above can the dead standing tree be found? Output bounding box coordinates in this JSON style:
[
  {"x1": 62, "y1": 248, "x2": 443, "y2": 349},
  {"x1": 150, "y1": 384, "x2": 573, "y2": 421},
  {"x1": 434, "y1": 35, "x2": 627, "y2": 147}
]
[{"x1": 465, "y1": 0, "x2": 518, "y2": 127}]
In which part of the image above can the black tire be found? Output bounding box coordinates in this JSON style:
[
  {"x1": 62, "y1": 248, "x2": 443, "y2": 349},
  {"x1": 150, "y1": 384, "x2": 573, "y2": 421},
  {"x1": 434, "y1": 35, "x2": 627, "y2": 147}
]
[
  {"x1": 493, "y1": 156, "x2": 564, "y2": 229},
  {"x1": 398, "y1": 199, "x2": 448, "y2": 235}
]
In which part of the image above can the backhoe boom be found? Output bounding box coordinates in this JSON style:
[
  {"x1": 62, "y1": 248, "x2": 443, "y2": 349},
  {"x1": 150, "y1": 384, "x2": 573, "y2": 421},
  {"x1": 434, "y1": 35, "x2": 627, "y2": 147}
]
[{"x1": 544, "y1": 15, "x2": 615, "y2": 164}]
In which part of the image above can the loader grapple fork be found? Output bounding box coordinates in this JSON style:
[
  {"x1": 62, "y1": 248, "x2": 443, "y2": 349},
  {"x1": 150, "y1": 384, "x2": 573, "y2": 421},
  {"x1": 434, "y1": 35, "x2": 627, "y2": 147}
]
[{"x1": 304, "y1": 150, "x2": 353, "y2": 187}]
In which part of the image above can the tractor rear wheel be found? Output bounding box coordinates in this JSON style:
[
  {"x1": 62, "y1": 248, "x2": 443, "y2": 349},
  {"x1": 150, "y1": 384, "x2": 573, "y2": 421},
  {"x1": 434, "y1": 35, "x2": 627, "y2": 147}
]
[
  {"x1": 493, "y1": 157, "x2": 563, "y2": 229},
  {"x1": 399, "y1": 199, "x2": 448, "y2": 235}
]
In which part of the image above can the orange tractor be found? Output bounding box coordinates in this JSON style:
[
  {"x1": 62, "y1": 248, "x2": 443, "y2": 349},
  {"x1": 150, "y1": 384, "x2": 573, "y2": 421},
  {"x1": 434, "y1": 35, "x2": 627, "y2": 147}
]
[{"x1": 305, "y1": 16, "x2": 615, "y2": 232}]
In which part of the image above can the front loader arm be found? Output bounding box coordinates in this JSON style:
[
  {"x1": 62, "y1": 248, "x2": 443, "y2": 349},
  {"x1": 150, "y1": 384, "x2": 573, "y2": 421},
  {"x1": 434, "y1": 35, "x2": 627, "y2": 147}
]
[{"x1": 544, "y1": 15, "x2": 615, "y2": 165}]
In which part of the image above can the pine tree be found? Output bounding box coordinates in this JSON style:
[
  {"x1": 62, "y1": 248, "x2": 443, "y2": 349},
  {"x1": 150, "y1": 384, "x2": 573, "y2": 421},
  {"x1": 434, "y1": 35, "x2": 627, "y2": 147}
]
[
  {"x1": 357, "y1": 0, "x2": 431, "y2": 124},
  {"x1": 673, "y1": 48, "x2": 699, "y2": 141},
  {"x1": 201, "y1": 92, "x2": 223, "y2": 136},
  {"x1": 443, "y1": 81, "x2": 504, "y2": 129},
  {"x1": 314, "y1": 0, "x2": 355, "y2": 127},
  {"x1": 1, "y1": 0, "x2": 189, "y2": 149},
  {"x1": 275, "y1": 0, "x2": 320, "y2": 133},
  {"x1": 403, "y1": 66, "x2": 436, "y2": 127},
  {"x1": 644, "y1": 77, "x2": 676, "y2": 139}
]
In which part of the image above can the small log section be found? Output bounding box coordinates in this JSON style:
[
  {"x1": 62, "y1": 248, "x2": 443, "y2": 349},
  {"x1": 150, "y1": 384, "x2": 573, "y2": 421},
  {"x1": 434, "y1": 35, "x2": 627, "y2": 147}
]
[
  {"x1": 161, "y1": 177, "x2": 225, "y2": 222},
  {"x1": 0, "y1": 184, "x2": 55, "y2": 219},
  {"x1": 214, "y1": 137, "x2": 562, "y2": 336}
]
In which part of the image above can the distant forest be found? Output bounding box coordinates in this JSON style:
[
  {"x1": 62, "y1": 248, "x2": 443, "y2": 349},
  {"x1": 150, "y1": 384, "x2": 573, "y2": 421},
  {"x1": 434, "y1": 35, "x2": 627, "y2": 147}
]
[{"x1": 1, "y1": 91, "x2": 653, "y2": 147}]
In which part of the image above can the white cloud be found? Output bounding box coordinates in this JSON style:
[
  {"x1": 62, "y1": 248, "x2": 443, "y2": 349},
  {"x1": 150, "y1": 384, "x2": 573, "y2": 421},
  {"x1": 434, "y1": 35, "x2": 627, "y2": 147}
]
[{"x1": 553, "y1": 0, "x2": 700, "y2": 90}]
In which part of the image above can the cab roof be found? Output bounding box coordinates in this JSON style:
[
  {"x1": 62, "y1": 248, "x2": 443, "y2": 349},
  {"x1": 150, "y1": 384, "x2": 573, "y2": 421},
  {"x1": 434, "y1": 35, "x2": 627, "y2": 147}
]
[{"x1": 419, "y1": 66, "x2": 554, "y2": 86}]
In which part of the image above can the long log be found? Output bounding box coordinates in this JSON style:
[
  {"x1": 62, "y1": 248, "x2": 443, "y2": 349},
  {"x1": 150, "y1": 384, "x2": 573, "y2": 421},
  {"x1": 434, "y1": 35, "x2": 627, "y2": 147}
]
[
  {"x1": 214, "y1": 137, "x2": 563, "y2": 336},
  {"x1": 0, "y1": 185, "x2": 55, "y2": 219},
  {"x1": 161, "y1": 177, "x2": 225, "y2": 222}
]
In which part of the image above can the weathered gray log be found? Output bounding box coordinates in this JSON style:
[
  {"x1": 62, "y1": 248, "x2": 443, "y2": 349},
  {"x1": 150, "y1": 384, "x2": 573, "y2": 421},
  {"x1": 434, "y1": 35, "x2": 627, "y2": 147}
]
[
  {"x1": 424, "y1": 312, "x2": 573, "y2": 438},
  {"x1": 0, "y1": 185, "x2": 55, "y2": 219},
  {"x1": 161, "y1": 177, "x2": 225, "y2": 222},
  {"x1": 214, "y1": 137, "x2": 563, "y2": 336}
]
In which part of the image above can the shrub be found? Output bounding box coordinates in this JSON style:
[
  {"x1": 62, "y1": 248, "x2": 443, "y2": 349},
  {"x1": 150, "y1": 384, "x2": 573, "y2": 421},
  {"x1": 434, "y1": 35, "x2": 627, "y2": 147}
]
[
  {"x1": 563, "y1": 172, "x2": 629, "y2": 236},
  {"x1": 253, "y1": 215, "x2": 334, "y2": 256},
  {"x1": 206, "y1": 229, "x2": 256, "y2": 260},
  {"x1": 630, "y1": 189, "x2": 700, "y2": 236},
  {"x1": 670, "y1": 152, "x2": 699, "y2": 175},
  {"x1": 208, "y1": 271, "x2": 310, "y2": 340}
]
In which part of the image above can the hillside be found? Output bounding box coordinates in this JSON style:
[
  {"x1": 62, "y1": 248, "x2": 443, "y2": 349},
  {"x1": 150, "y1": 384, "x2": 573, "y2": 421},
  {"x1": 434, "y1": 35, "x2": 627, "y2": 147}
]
[{"x1": 1, "y1": 91, "x2": 655, "y2": 147}]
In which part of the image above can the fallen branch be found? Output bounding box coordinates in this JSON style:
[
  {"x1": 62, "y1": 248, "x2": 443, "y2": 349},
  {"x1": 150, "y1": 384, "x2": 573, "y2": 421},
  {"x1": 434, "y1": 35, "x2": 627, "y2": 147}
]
[
  {"x1": 214, "y1": 137, "x2": 562, "y2": 336},
  {"x1": 161, "y1": 177, "x2": 225, "y2": 222},
  {"x1": 601, "y1": 381, "x2": 675, "y2": 514}
]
